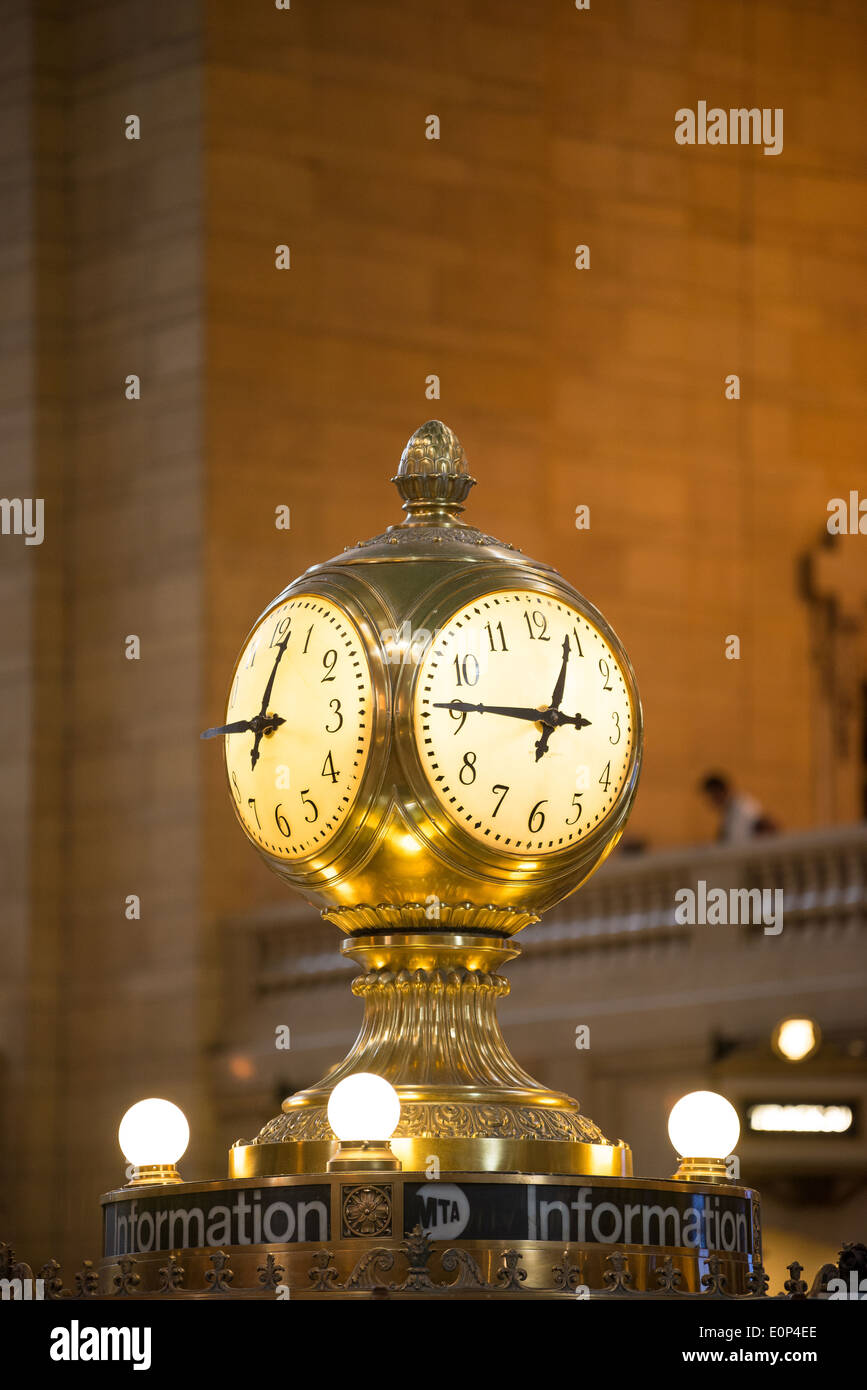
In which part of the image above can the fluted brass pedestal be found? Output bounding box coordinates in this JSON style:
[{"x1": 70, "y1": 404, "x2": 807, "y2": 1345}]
[{"x1": 229, "y1": 933, "x2": 631, "y2": 1179}]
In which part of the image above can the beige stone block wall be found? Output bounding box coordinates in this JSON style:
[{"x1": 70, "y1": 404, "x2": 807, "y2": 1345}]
[{"x1": 204, "y1": 0, "x2": 867, "y2": 908}]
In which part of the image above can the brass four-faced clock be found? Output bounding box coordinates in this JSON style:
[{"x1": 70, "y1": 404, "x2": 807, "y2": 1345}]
[
  {"x1": 96, "y1": 422, "x2": 761, "y2": 1304},
  {"x1": 207, "y1": 421, "x2": 643, "y2": 1174}
]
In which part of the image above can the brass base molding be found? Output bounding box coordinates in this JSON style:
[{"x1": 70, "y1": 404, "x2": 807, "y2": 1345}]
[
  {"x1": 92, "y1": 1238, "x2": 767, "y2": 1301},
  {"x1": 236, "y1": 932, "x2": 624, "y2": 1175},
  {"x1": 255, "y1": 1101, "x2": 606, "y2": 1145},
  {"x1": 229, "y1": 1136, "x2": 631, "y2": 1179},
  {"x1": 321, "y1": 902, "x2": 539, "y2": 935}
]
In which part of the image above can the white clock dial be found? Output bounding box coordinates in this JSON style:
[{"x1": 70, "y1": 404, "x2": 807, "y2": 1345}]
[
  {"x1": 224, "y1": 595, "x2": 373, "y2": 858},
  {"x1": 413, "y1": 590, "x2": 634, "y2": 854}
]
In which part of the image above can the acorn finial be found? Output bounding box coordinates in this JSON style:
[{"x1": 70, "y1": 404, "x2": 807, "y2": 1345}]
[{"x1": 392, "y1": 421, "x2": 476, "y2": 517}]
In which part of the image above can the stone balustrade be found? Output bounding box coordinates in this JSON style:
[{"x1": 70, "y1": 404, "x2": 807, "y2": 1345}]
[{"x1": 234, "y1": 825, "x2": 867, "y2": 995}]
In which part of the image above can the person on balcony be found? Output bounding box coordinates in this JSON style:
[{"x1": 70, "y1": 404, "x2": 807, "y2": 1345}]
[{"x1": 699, "y1": 772, "x2": 779, "y2": 843}]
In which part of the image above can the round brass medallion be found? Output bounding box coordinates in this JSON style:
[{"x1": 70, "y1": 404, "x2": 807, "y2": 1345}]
[{"x1": 342, "y1": 1184, "x2": 393, "y2": 1238}]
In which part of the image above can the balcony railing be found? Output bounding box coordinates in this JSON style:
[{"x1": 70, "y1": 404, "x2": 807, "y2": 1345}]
[
  {"x1": 521, "y1": 823, "x2": 867, "y2": 957},
  {"x1": 229, "y1": 824, "x2": 867, "y2": 997}
]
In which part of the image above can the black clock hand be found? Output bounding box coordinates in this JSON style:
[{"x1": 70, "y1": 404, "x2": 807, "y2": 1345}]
[
  {"x1": 433, "y1": 700, "x2": 552, "y2": 724},
  {"x1": 249, "y1": 630, "x2": 292, "y2": 770},
  {"x1": 534, "y1": 725, "x2": 554, "y2": 762},
  {"x1": 535, "y1": 635, "x2": 572, "y2": 762},
  {"x1": 200, "y1": 631, "x2": 292, "y2": 765},
  {"x1": 200, "y1": 713, "x2": 286, "y2": 740},
  {"x1": 433, "y1": 699, "x2": 591, "y2": 732},
  {"x1": 257, "y1": 631, "x2": 290, "y2": 720},
  {"x1": 534, "y1": 707, "x2": 593, "y2": 761},
  {"x1": 550, "y1": 635, "x2": 570, "y2": 710},
  {"x1": 552, "y1": 710, "x2": 592, "y2": 730}
]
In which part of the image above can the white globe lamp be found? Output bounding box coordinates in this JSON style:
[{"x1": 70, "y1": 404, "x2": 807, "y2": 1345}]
[
  {"x1": 119, "y1": 1098, "x2": 189, "y2": 1186},
  {"x1": 668, "y1": 1090, "x2": 740, "y2": 1182},
  {"x1": 326, "y1": 1073, "x2": 402, "y2": 1172}
]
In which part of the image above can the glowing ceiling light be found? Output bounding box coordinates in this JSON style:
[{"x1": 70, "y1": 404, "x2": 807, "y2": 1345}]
[{"x1": 772, "y1": 1017, "x2": 821, "y2": 1063}]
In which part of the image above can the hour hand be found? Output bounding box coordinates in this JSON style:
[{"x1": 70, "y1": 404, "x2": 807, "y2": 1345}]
[
  {"x1": 535, "y1": 707, "x2": 591, "y2": 762},
  {"x1": 200, "y1": 713, "x2": 285, "y2": 740},
  {"x1": 432, "y1": 701, "x2": 546, "y2": 723},
  {"x1": 201, "y1": 718, "x2": 258, "y2": 739},
  {"x1": 555, "y1": 711, "x2": 591, "y2": 731}
]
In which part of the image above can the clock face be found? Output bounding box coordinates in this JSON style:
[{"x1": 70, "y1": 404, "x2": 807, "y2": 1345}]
[
  {"x1": 413, "y1": 590, "x2": 635, "y2": 855},
  {"x1": 224, "y1": 595, "x2": 373, "y2": 859}
]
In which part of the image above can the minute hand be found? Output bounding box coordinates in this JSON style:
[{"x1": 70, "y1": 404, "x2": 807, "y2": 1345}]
[
  {"x1": 550, "y1": 635, "x2": 570, "y2": 710},
  {"x1": 249, "y1": 630, "x2": 291, "y2": 770},
  {"x1": 536, "y1": 634, "x2": 571, "y2": 761}
]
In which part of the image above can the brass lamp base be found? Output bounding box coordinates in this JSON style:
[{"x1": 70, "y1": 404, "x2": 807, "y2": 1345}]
[
  {"x1": 671, "y1": 1156, "x2": 730, "y2": 1183},
  {"x1": 326, "y1": 1141, "x2": 402, "y2": 1173},
  {"x1": 124, "y1": 1163, "x2": 183, "y2": 1186}
]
